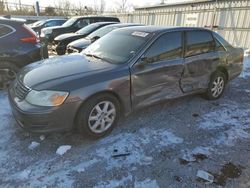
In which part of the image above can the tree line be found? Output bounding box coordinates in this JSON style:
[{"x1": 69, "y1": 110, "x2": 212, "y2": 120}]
[{"x1": 0, "y1": 0, "x2": 132, "y2": 16}]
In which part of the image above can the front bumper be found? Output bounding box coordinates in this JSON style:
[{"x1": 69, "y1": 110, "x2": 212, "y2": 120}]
[{"x1": 8, "y1": 87, "x2": 80, "y2": 133}]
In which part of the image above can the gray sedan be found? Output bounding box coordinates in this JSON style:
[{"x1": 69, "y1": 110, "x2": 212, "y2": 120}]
[{"x1": 8, "y1": 26, "x2": 243, "y2": 138}]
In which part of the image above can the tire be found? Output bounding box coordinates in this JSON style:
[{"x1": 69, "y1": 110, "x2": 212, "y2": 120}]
[
  {"x1": 0, "y1": 62, "x2": 20, "y2": 90},
  {"x1": 76, "y1": 94, "x2": 121, "y2": 139},
  {"x1": 206, "y1": 71, "x2": 226, "y2": 100}
]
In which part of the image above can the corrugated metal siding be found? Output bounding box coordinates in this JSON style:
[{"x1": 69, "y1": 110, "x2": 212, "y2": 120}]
[{"x1": 109, "y1": 0, "x2": 250, "y2": 49}]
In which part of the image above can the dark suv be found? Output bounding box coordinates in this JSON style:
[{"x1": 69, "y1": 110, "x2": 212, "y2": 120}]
[
  {"x1": 52, "y1": 22, "x2": 116, "y2": 55},
  {"x1": 0, "y1": 18, "x2": 48, "y2": 89},
  {"x1": 40, "y1": 16, "x2": 120, "y2": 43},
  {"x1": 29, "y1": 19, "x2": 67, "y2": 35}
]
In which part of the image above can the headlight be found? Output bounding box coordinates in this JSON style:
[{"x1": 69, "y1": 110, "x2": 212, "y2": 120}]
[{"x1": 25, "y1": 90, "x2": 69, "y2": 107}]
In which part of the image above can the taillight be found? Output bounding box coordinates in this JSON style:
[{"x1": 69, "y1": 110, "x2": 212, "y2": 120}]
[{"x1": 20, "y1": 24, "x2": 40, "y2": 44}]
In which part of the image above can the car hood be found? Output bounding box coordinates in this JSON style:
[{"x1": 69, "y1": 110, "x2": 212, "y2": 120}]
[
  {"x1": 54, "y1": 33, "x2": 81, "y2": 41},
  {"x1": 68, "y1": 38, "x2": 92, "y2": 49},
  {"x1": 19, "y1": 54, "x2": 116, "y2": 90}
]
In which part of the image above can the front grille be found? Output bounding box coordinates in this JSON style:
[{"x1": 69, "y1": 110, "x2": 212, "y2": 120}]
[{"x1": 13, "y1": 80, "x2": 30, "y2": 100}]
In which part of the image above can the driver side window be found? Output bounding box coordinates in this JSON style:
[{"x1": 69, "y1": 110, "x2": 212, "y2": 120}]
[
  {"x1": 75, "y1": 19, "x2": 90, "y2": 29},
  {"x1": 144, "y1": 32, "x2": 183, "y2": 63}
]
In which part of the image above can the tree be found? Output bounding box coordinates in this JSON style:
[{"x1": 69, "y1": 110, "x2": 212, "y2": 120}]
[
  {"x1": 116, "y1": 0, "x2": 131, "y2": 13},
  {"x1": 0, "y1": 0, "x2": 5, "y2": 14},
  {"x1": 45, "y1": 6, "x2": 56, "y2": 16}
]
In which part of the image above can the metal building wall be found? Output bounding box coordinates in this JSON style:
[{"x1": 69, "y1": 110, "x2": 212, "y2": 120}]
[{"x1": 112, "y1": 0, "x2": 250, "y2": 49}]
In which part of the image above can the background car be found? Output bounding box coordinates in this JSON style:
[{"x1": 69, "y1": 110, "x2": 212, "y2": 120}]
[
  {"x1": 40, "y1": 16, "x2": 120, "y2": 43},
  {"x1": 52, "y1": 22, "x2": 116, "y2": 55},
  {"x1": 28, "y1": 19, "x2": 67, "y2": 35},
  {"x1": 67, "y1": 23, "x2": 143, "y2": 53},
  {"x1": 0, "y1": 18, "x2": 48, "y2": 89}
]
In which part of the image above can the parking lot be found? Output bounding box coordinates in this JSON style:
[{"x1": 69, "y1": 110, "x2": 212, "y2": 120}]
[{"x1": 0, "y1": 55, "x2": 248, "y2": 187}]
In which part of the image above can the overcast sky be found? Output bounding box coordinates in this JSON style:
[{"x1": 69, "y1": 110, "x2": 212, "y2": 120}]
[{"x1": 8, "y1": 0, "x2": 190, "y2": 9}]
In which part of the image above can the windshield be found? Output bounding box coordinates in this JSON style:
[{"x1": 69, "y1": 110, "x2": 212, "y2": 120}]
[
  {"x1": 62, "y1": 18, "x2": 77, "y2": 27},
  {"x1": 84, "y1": 30, "x2": 152, "y2": 64},
  {"x1": 32, "y1": 20, "x2": 45, "y2": 27},
  {"x1": 76, "y1": 24, "x2": 98, "y2": 35},
  {"x1": 87, "y1": 25, "x2": 117, "y2": 39}
]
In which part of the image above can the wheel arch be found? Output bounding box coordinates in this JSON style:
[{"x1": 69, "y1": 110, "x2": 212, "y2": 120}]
[
  {"x1": 216, "y1": 66, "x2": 229, "y2": 82},
  {"x1": 73, "y1": 90, "x2": 125, "y2": 127}
]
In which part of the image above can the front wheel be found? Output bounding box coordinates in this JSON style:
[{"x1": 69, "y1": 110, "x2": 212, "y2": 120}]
[
  {"x1": 76, "y1": 94, "x2": 120, "y2": 139},
  {"x1": 206, "y1": 71, "x2": 226, "y2": 100}
]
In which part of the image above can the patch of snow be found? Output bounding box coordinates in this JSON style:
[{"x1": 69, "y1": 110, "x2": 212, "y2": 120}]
[
  {"x1": 40, "y1": 135, "x2": 45, "y2": 141},
  {"x1": 96, "y1": 128, "x2": 183, "y2": 170},
  {"x1": 215, "y1": 126, "x2": 250, "y2": 146},
  {"x1": 244, "y1": 49, "x2": 250, "y2": 56},
  {"x1": 181, "y1": 146, "x2": 212, "y2": 162},
  {"x1": 196, "y1": 170, "x2": 214, "y2": 183},
  {"x1": 245, "y1": 89, "x2": 250, "y2": 93},
  {"x1": 75, "y1": 158, "x2": 99, "y2": 173},
  {"x1": 134, "y1": 178, "x2": 159, "y2": 188},
  {"x1": 0, "y1": 92, "x2": 11, "y2": 116},
  {"x1": 18, "y1": 169, "x2": 31, "y2": 180},
  {"x1": 94, "y1": 175, "x2": 133, "y2": 188},
  {"x1": 199, "y1": 101, "x2": 250, "y2": 146},
  {"x1": 56, "y1": 145, "x2": 72, "y2": 156},
  {"x1": 240, "y1": 57, "x2": 250, "y2": 78},
  {"x1": 199, "y1": 102, "x2": 248, "y2": 130},
  {"x1": 28, "y1": 141, "x2": 40, "y2": 150}
]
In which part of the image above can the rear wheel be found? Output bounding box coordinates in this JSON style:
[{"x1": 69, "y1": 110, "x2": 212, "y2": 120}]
[
  {"x1": 0, "y1": 62, "x2": 19, "y2": 90},
  {"x1": 76, "y1": 94, "x2": 120, "y2": 139},
  {"x1": 206, "y1": 71, "x2": 226, "y2": 100}
]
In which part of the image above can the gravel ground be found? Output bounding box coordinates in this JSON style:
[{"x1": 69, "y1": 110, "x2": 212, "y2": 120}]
[{"x1": 0, "y1": 57, "x2": 250, "y2": 188}]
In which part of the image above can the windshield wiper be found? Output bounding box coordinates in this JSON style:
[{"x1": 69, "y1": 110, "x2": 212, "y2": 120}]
[
  {"x1": 85, "y1": 53, "x2": 102, "y2": 60},
  {"x1": 84, "y1": 53, "x2": 114, "y2": 64}
]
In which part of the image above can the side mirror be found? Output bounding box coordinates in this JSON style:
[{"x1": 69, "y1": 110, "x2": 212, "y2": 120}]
[{"x1": 137, "y1": 55, "x2": 149, "y2": 67}]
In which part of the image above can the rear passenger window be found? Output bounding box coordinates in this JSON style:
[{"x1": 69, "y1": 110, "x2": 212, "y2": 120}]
[
  {"x1": 44, "y1": 21, "x2": 58, "y2": 27},
  {"x1": 0, "y1": 25, "x2": 13, "y2": 38},
  {"x1": 186, "y1": 31, "x2": 215, "y2": 57},
  {"x1": 144, "y1": 32, "x2": 182, "y2": 62},
  {"x1": 215, "y1": 39, "x2": 225, "y2": 51}
]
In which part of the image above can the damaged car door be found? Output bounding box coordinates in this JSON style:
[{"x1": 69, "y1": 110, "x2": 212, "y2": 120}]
[
  {"x1": 180, "y1": 30, "x2": 226, "y2": 93},
  {"x1": 131, "y1": 31, "x2": 184, "y2": 109}
]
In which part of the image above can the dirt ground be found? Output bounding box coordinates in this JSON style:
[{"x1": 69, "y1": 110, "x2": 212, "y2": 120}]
[{"x1": 0, "y1": 57, "x2": 249, "y2": 188}]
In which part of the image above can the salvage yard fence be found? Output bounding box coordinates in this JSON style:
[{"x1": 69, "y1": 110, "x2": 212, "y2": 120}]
[
  {"x1": 108, "y1": 0, "x2": 250, "y2": 49},
  {"x1": 2, "y1": 0, "x2": 250, "y2": 49}
]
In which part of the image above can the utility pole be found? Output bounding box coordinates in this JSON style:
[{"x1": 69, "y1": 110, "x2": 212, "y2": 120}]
[
  {"x1": 211, "y1": 0, "x2": 218, "y2": 30},
  {"x1": 35, "y1": 1, "x2": 40, "y2": 16},
  {"x1": 19, "y1": 0, "x2": 21, "y2": 11}
]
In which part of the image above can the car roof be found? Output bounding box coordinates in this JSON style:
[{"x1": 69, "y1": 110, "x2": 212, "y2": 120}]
[
  {"x1": 46, "y1": 18, "x2": 67, "y2": 21},
  {"x1": 0, "y1": 18, "x2": 24, "y2": 24},
  {"x1": 92, "y1": 21, "x2": 118, "y2": 26},
  {"x1": 116, "y1": 26, "x2": 212, "y2": 34},
  {"x1": 105, "y1": 23, "x2": 142, "y2": 28},
  {"x1": 71, "y1": 16, "x2": 119, "y2": 19}
]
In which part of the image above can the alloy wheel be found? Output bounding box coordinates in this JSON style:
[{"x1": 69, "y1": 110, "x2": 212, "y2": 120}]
[
  {"x1": 211, "y1": 76, "x2": 224, "y2": 98},
  {"x1": 88, "y1": 101, "x2": 116, "y2": 134}
]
